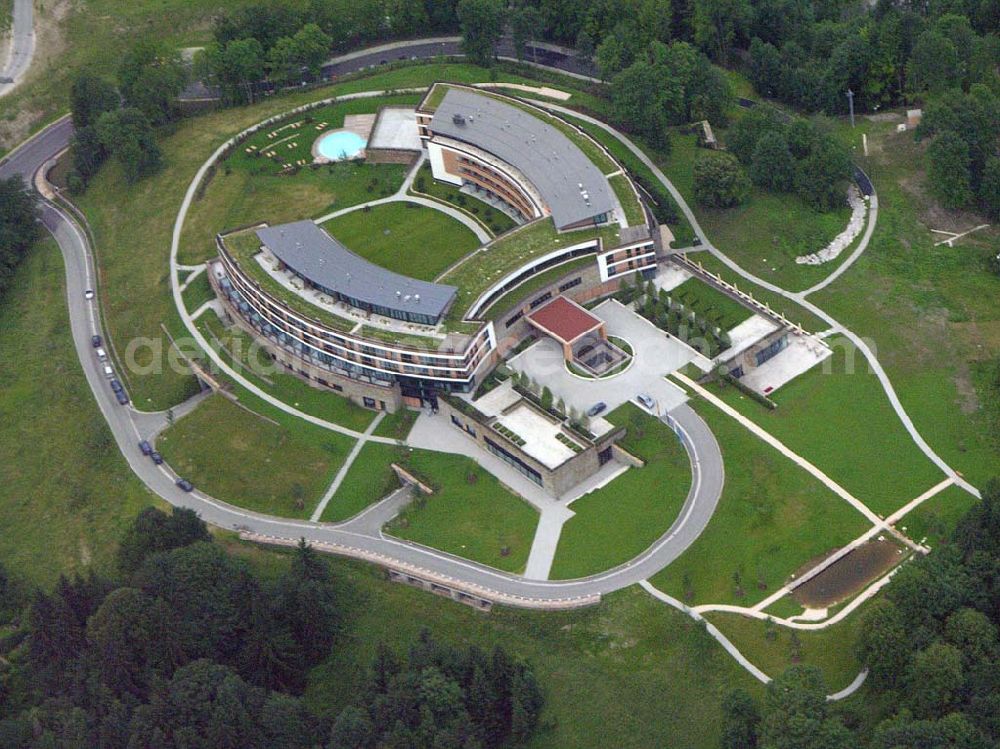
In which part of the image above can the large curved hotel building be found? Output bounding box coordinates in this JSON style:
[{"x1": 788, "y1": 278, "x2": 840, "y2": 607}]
[{"x1": 210, "y1": 83, "x2": 660, "y2": 412}]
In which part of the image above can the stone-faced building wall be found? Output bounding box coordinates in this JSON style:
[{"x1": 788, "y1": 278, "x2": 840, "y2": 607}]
[{"x1": 437, "y1": 395, "x2": 624, "y2": 497}]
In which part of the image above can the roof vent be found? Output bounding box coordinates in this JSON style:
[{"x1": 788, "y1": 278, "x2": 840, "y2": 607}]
[
  {"x1": 452, "y1": 113, "x2": 466, "y2": 126},
  {"x1": 414, "y1": 294, "x2": 421, "y2": 303}
]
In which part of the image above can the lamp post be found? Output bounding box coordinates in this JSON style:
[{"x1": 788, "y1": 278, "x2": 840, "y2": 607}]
[{"x1": 847, "y1": 89, "x2": 855, "y2": 129}]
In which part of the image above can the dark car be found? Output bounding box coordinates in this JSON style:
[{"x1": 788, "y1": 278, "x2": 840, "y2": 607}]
[
  {"x1": 115, "y1": 390, "x2": 129, "y2": 405},
  {"x1": 176, "y1": 478, "x2": 194, "y2": 493},
  {"x1": 150, "y1": 451, "x2": 163, "y2": 465},
  {"x1": 109, "y1": 378, "x2": 123, "y2": 393},
  {"x1": 138, "y1": 440, "x2": 152, "y2": 456},
  {"x1": 91, "y1": 335, "x2": 102, "y2": 348},
  {"x1": 587, "y1": 402, "x2": 607, "y2": 417}
]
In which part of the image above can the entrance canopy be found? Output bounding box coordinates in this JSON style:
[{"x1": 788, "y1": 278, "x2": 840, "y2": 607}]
[{"x1": 526, "y1": 296, "x2": 605, "y2": 347}]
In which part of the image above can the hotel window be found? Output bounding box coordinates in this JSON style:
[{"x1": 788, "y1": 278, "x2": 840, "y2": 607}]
[
  {"x1": 529, "y1": 292, "x2": 552, "y2": 310},
  {"x1": 558, "y1": 277, "x2": 582, "y2": 292},
  {"x1": 483, "y1": 437, "x2": 542, "y2": 486},
  {"x1": 505, "y1": 310, "x2": 524, "y2": 328}
]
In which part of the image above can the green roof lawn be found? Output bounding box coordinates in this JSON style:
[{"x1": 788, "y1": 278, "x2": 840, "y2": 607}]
[
  {"x1": 609, "y1": 172, "x2": 645, "y2": 227},
  {"x1": 442, "y1": 218, "x2": 620, "y2": 320},
  {"x1": 319, "y1": 201, "x2": 480, "y2": 281}
]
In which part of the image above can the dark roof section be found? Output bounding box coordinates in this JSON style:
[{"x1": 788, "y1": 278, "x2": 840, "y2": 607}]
[
  {"x1": 430, "y1": 89, "x2": 615, "y2": 230},
  {"x1": 256, "y1": 221, "x2": 457, "y2": 321},
  {"x1": 526, "y1": 295, "x2": 605, "y2": 344}
]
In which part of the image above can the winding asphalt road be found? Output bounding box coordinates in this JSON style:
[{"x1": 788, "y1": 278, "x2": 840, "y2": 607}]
[
  {"x1": 1, "y1": 45, "x2": 724, "y2": 607},
  {"x1": 0, "y1": 0, "x2": 35, "y2": 97}
]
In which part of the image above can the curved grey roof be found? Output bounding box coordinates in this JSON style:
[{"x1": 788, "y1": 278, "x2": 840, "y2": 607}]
[
  {"x1": 256, "y1": 221, "x2": 457, "y2": 320},
  {"x1": 430, "y1": 89, "x2": 615, "y2": 230}
]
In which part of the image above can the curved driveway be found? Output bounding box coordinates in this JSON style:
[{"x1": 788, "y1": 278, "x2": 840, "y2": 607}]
[
  {"x1": 3, "y1": 86, "x2": 723, "y2": 607},
  {"x1": 0, "y1": 0, "x2": 35, "y2": 97}
]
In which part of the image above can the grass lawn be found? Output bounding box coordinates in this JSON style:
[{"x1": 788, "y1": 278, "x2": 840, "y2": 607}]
[
  {"x1": 181, "y1": 155, "x2": 412, "y2": 268},
  {"x1": 197, "y1": 312, "x2": 376, "y2": 432},
  {"x1": 704, "y1": 611, "x2": 865, "y2": 693},
  {"x1": 373, "y1": 407, "x2": 419, "y2": 441},
  {"x1": 296, "y1": 558, "x2": 762, "y2": 749},
  {"x1": 156, "y1": 393, "x2": 353, "y2": 519},
  {"x1": 319, "y1": 442, "x2": 408, "y2": 522},
  {"x1": 410, "y1": 163, "x2": 518, "y2": 236},
  {"x1": 705, "y1": 339, "x2": 946, "y2": 516},
  {"x1": 227, "y1": 96, "x2": 423, "y2": 176},
  {"x1": 669, "y1": 277, "x2": 752, "y2": 332},
  {"x1": 549, "y1": 405, "x2": 691, "y2": 580},
  {"x1": 808, "y1": 120, "x2": 1000, "y2": 489},
  {"x1": 320, "y1": 201, "x2": 480, "y2": 280},
  {"x1": 384, "y1": 450, "x2": 539, "y2": 573},
  {"x1": 608, "y1": 173, "x2": 645, "y2": 227},
  {"x1": 181, "y1": 270, "x2": 214, "y2": 312},
  {"x1": 0, "y1": 240, "x2": 155, "y2": 586},
  {"x1": 648, "y1": 397, "x2": 870, "y2": 607},
  {"x1": 899, "y1": 484, "x2": 979, "y2": 549}
]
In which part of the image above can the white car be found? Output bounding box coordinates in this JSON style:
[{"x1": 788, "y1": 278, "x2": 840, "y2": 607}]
[
  {"x1": 636, "y1": 393, "x2": 655, "y2": 411},
  {"x1": 84, "y1": 289, "x2": 95, "y2": 300}
]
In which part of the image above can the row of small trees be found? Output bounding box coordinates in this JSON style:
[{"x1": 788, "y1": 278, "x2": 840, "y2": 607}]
[
  {"x1": 510, "y1": 369, "x2": 592, "y2": 433},
  {"x1": 619, "y1": 276, "x2": 732, "y2": 358}
]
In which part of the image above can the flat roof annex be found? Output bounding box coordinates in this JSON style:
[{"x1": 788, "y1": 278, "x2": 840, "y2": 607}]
[
  {"x1": 430, "y1": 89, "x2": 615, "y2": 230},
  {"x1": 526, "y1": 295, "x2": 605, "y2": 345},
  {"x1": 256, "y1": 220, "x2": 457, "y2": 320}
]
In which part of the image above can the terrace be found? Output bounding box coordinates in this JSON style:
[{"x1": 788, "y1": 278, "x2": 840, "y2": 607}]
[
  {"x1": 221, "y1": 229, "x2": 455, "y2": 348},
  {"x1": 472, "y1": 381, "x2": 586, "y2": 470}
]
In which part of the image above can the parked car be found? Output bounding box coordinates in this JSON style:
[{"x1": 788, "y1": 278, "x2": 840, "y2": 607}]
[
  {"x1": 102, "y1": 365, "x2": 114, "y2": 378},
  {"x1": 109, "y1": 378, "x2": 123, "y2": 393},
  {"x1": 84, "y1": 289, "x2": 95, "y2": 300},
  {"x1": 636, "y1": 393, "x2": 655, "y2": 410},
  {"x1": 587, "y1": 401, "x2": 607, "y2": 417},
  {"x1": 95, "y1": 347, "x2": 108, "y2": 362},
  {"x1": 91, "y1": 335, "x2": 102, "y2": 348},
  {"x1": 138, "y1": 440, "x2": 152, "y2": 456},
  {"x1": 175, "y1": 478, "x2": 194, "y2": 493},
  {"x1": 150, "y1": 451, "x2": 163, "y2": 465},
  {"x1": 115, "y1": 390, "x2": 129, "y2": 405}
]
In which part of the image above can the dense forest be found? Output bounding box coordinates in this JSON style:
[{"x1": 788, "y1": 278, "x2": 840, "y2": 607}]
[
  {"x1": 0, "y1": 509, "x2": 542, "y2": 748},
  {"x1": 720, "y1": 479, "x2": 1000, "y2": 749}
]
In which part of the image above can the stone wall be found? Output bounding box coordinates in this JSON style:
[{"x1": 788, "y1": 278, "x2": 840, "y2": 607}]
[{"x1": 437, "y1": 395, "x2": 624, "y2": 497}]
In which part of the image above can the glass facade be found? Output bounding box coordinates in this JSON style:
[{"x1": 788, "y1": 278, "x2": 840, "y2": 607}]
[{"x1": 483, "y1": 436, "x2": 543, "y2": 486}]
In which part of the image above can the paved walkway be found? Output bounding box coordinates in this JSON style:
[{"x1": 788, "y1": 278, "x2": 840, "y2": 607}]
[
  {"x1": 310, "y1": 412, "x2": 386, "y2": 521},
  {"x1": 640, "y1": 580, "x2": 869, "y2": 700}
]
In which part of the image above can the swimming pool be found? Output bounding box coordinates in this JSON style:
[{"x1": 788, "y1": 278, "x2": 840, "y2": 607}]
[{"x1": 315, "y1": 130, "x2": 366, "y2": 161}]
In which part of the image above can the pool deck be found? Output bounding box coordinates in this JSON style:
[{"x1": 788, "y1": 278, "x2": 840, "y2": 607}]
[{"x1": 312, "y1": 114, "x2": 376, "y2": 163}]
